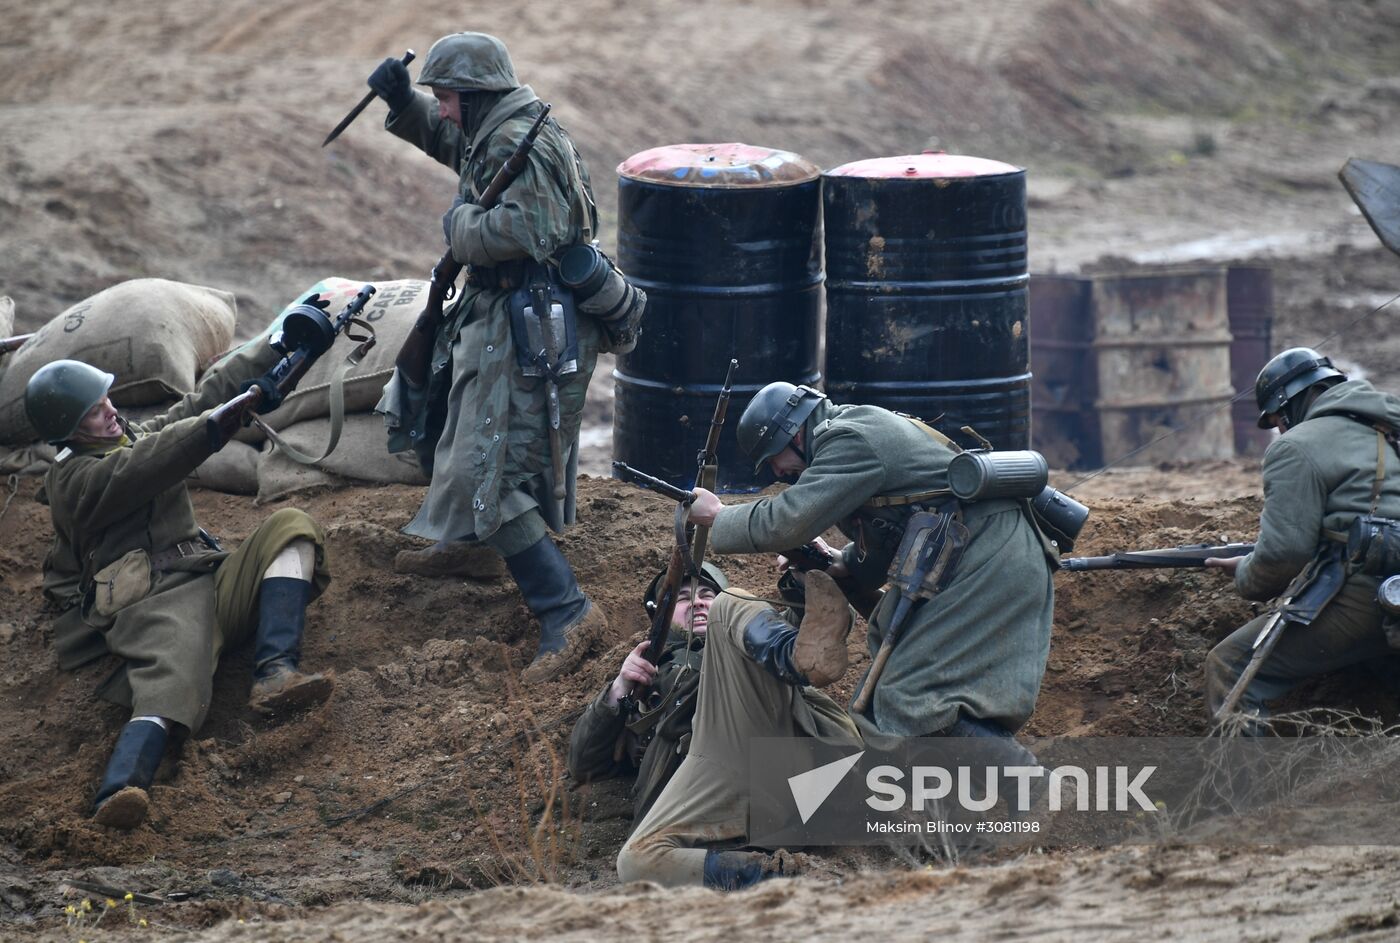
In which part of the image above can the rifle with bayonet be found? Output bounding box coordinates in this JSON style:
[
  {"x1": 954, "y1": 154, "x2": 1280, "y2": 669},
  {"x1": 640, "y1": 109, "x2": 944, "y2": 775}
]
[
  {"x1": 206, "y1": 284, "x2": 377, "y2": 449},
  {"x1": 1060, "y1": 542, "x2": 1255, "y2": 571},
  {"x1": 0, "y1": 333, "x2": 34, "y2": 355},
  {"x1": 630, "y1": 359, "x2": 737, "y2": 666},
  {"x1": 393, "y1": 104, "x2": 553, "y2": 389}
]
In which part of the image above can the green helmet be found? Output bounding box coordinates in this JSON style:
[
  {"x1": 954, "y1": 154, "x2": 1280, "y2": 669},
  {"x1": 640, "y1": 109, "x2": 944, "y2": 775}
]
[
  {"x1": 1254, "y1": 347, "x2": 1345, "y2": 428},
  {"x1": 25, "y1": 359, "x2": 115, "y2": 444},
  {"x1": 736, "y1": 382, "x2": 826, "y2": 474},
  {"x1": 644, "y1": 561, "x2": 728, "y2": 617},
  {"x1": 417, "y1": 32, "x2": 519, "y2": 92}
]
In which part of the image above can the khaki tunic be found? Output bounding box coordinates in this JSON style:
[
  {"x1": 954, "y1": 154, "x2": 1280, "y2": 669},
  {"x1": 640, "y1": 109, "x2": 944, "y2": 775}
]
[
  {"x1": 377, "y1": 86, "x2": 601, "y2": 547},
  {"x1": 41, "y1": 344, "x2": 330, "y2": 730},
  {"x1": 710, "y1": 400, "x2": 1057, "y2": 738},
  {"x1": 615, "y1": 591, "x2": 858, "y2": 887},
  {"x1": 1206, "y1": 380, "x2": 1400, "y2": 715}
]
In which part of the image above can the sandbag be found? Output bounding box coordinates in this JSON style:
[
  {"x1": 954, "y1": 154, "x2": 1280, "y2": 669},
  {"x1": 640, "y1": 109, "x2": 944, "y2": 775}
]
[
  {"x1": 0, "y1": 442, "x2": 56, "y2": 477},
  {"x1": 187, "y1": 440, "x2": 260, "y2": 495},
  {"x1": 255, "y1": 412, "x2": 426, "y2": 504},
  {"x1": 231, "y1": 277, "x2": 428, "y2": 443},
  {"x1": 0, "y1": 279, "x2": 237, "y2": 444}
]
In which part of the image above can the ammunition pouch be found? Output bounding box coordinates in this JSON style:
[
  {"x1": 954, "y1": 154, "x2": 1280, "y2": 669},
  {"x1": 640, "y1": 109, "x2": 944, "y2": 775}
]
[
  {"x1": 508, "y1": 262, "x2": 580, "y2": 381},
  {"x1": 557, "y1": 244, "x2": 647, "y2": 355},
  {"x1": 87, "y1": 549, "x2": 153, "y2": 620},
  {"x1": 1346, "y1": 514, "x2": 1400, "y2": 577},
  {"x1": 465, "y1": 258, "x2": 528, "y2": 292}
]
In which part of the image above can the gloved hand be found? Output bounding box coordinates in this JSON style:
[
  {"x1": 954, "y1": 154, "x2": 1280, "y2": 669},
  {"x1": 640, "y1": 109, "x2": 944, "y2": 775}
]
[
  {"x1": 367, "y1": 57, "x2": 414, "y2": 115},
  {"x1": 442, "y1": 194, "x2": 466, "y2": 248},
  {"x1": 239, "y1": 374, "x2": 285, "y2": 414}
]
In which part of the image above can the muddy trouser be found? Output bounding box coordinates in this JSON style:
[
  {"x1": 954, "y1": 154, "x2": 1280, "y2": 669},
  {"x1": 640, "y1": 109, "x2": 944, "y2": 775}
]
[
  {"x1": 616, "y1": 594, "x2": 859, "y2": 887},
  {"x1": 97, "y1": 508, "x2": 330, "y2": 733},
  {"x1": 1204, "y1": 576, "x2": 1390, "y2": 722}
]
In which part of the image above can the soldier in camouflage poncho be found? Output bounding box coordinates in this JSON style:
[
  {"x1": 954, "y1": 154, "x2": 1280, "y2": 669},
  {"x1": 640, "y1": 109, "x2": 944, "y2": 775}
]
[{"x1": 368, "y1": 33, "x2": 607, "y2": 683}]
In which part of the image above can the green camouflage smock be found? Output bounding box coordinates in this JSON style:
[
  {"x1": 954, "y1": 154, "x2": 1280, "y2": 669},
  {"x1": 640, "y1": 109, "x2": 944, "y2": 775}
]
[
  {"x1": 40, "y1": 344, "x2": 330, "y2": 728},
  {"x1": 377, "y1": 85, "x2": 601, "y2": 543},
  {"x1": 709, "y1": 400, "x2": 1057, "y2": 738}
]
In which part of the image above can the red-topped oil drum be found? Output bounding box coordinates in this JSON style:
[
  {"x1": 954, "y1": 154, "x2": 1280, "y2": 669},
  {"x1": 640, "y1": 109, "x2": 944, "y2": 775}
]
[
  {"x1": 613, "y1": 143, "x2": 823, "y2": 490},
  {"x1": 823, "y1": 153, "x2": 1030, "y2": 449}
]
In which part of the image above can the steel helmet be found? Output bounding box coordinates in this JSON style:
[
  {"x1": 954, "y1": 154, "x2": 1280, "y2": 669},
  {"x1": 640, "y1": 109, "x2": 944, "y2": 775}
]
[
  {"x1": 417, "y1": 32, "x2": 519, "y2": 92},
  {"x1": 644, "y1": 561, "x2": 728, "y2": 617},
  {"x1": 25, "y1": 359, "x2": 115, "y2": 444},
  {"x1": 735, "y1": 382, "x2": 826, "y2": 474},
  {"x1": 1254, "y1": 347, "x2": 1345, "y2": 428}
]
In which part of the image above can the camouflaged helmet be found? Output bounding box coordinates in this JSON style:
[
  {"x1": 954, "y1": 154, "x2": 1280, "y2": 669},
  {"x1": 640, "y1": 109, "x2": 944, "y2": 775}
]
[
  {"x1": 1254, "y1": 347, "x2": 1345, "y2": 428},
  {"x1": 25, "y1": 359, "x2": 114, "y2": 444},
  {"x1": 416, "y1": 32, "x2": 519, "y2": 92},
  {"x1": 735, "y1": 381, "x2": 826, "y2": 475},
  {"x1": 644, "y1": 562, "x2": 728, "y2": 617}
]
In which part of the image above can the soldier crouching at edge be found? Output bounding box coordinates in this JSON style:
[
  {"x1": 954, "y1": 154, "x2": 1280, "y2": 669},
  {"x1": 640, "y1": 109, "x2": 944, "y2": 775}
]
[
  {"x1": 567, "y1": 562, "x2": 861, "y2": 889},
  {"x1": 689, "y1": 383, "x2": 1055, "y2": 758},
  {"x1": 26, "y1": 354, "x2": 334, "y2": 830}
]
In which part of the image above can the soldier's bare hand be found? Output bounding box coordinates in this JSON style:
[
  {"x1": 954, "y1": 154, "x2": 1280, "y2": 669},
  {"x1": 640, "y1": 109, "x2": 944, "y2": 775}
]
[
  {"x1": 1205, "y1": 556, "x2": 1242, "y2": 576},
  {"x1": 688, "y1": 488, "x2": 723, "y2": 526},
  {"x1": 607, "y1": 641, "x2": 658, "y2": 705}
]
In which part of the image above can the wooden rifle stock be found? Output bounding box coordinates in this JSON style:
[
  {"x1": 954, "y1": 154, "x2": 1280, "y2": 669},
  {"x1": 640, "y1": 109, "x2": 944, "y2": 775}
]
[
  {"x1": 394, "y1": 104, "x2": 554, "y2": 388},
  {"x1": 0, "y1": 333, "x2": 34, "y2": 355}
]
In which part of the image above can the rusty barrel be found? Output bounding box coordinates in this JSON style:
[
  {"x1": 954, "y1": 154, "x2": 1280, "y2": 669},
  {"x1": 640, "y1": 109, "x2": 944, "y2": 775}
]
[
  {"x1": 1227, "y1": 266, "x2": 1275, "y2": 456},
  {"x1": 1091, "y1": 269, "x2": 1236, "y2": 464},
  {"x1": 1029, "y1": 274, "x2": 1100, "y2": 468},
  {"x1": 823, "y1": 154, "x2": 1030, "y2": 449},
  {"x1": 613, "y1": 144, "x2": 823, "y2": 491}
]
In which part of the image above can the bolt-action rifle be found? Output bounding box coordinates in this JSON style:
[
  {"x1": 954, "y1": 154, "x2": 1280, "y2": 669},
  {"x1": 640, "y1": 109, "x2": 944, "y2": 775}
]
[
  {"x1": 0, "y1": 333, "x2": 34, "y2": 355},
  {"x1": 1059, "y1": 542, "x2": 1255, "y2": 571},
  {"x1": 206, "y1": 285, "x2": 377, "y2": 450},
  {"x1": 394, "y1": 104, "x2": 553, "y2": 388}
]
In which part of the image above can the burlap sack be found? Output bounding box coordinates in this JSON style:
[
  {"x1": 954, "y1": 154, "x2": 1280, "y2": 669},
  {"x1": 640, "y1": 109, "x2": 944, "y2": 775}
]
[
  {"x1": 231, "y1": 277, "x2": 428, "y2": 443},
  {"x1": 0, "y1": 279, "x2": 237, "y2": 444},
  {"x1": 187, "y1": 440, "x2": 260, "y2": 495},
  {"x1": 255, "y1": 412, "x2": 427, "y2": 504}
]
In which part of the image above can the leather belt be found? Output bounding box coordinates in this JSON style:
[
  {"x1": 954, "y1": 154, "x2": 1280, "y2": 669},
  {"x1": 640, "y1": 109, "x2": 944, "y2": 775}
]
[{"x1": 149, "y1": 539, "x2": 214, "y2": 572}]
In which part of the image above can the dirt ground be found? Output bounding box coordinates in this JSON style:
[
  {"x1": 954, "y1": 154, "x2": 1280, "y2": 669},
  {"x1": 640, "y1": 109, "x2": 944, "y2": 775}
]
[{"x1": 4, "y1": 0, "x2": 1400, "y2": 939}]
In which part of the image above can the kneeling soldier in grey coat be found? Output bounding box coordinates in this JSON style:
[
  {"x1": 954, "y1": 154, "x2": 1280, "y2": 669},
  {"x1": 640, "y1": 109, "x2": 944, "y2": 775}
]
[{"x1": 27, "y1": 351, "x2": 335, "y2": 830}]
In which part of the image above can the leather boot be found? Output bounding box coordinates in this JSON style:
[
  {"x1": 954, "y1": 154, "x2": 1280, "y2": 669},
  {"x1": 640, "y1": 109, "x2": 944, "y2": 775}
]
[
  {"x1": 394, "y1": 540, "x2": 506, "y2": 580},
  {"x1": 742, "y1": 570, "x2": 851, "y2": 687},
  {"x1": 93, "y1": 719, "x2": 167, "y2": 830},
  {"x1": 702, "y1": 849, "x2": 805, "y2": 890},
  {"x1": 504, "y1": 536, "x2": 606, "y2": 684},
  {"x1": 248, "y1": 577, "x2": 335, "y2": 717}
]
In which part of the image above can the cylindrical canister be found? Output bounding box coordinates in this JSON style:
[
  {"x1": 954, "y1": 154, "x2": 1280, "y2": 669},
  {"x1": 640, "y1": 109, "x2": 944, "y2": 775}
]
[
  {"x1": 613, "y1": 143, "x2": 823, "y2": 491},
  {"x1": 1031, "y1": 486, "x2": 1090, "y2": 553},
  {"x1": 823, "y1": 153, "x2": 1030, "y2": 450},
  {"x1": 947, "y1": 450, "x2": 1049, "y2": 501}
]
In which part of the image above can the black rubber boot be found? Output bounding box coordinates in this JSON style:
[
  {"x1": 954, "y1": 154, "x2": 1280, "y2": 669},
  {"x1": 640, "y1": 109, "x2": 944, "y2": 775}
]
[
  {"x1": 92, "y1": 719, "x2": 168, "y2": 829},
  {"x1": 741, "y1": 610, "x2": 808, "y2": 685},
  {"x1": 505, "y1": 536, "x2": 606, "y2": 683},
  {"x1": 248, "y1": 577, "x2": 334, "y2": 716},
  {"x1": 702, "y1": 850, "x2": 767, "y2": 891}
]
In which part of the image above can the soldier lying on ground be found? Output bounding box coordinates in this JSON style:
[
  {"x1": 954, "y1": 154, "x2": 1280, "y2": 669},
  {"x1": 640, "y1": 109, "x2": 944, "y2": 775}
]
[
  {"x1": 688, "y1": 382, "x2": 1057, "y2": 759},
  {"x1": 1204, "y1": 348, "x2": 1400, "y2": 726},
  {"x1": 567, "y1": 561, "x2": 860, "y2": 889},
  {"x1": 26, "y1": 353, "x2": 334, "y2": 830}
]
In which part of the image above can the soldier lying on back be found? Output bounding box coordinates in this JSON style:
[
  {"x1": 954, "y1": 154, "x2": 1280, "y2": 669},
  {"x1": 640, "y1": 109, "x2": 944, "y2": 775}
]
[
  {"x1": 26, "y1": 353, "x2": 335, "y2": 830},
  {"x1": 568, "y1": 562, "x2": 860, "y2": 890}
]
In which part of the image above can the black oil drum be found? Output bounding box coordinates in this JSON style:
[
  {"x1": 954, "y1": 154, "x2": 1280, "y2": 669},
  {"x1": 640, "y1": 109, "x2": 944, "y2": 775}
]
[
  {"x1": 824, "y1": 154, "x2": 1030, "y2": 450},
  {"x1": 613, "y1": 143, "x2": 823, "y2": 491}
]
